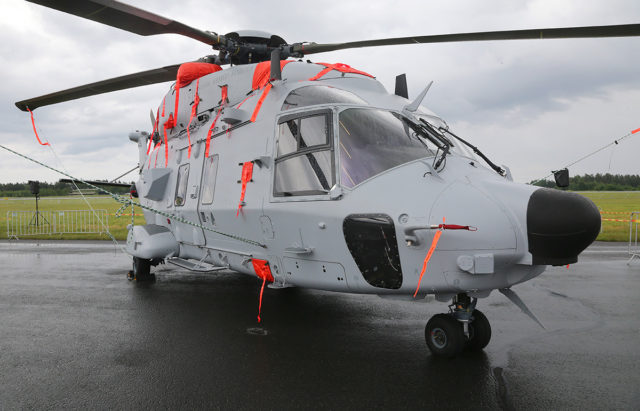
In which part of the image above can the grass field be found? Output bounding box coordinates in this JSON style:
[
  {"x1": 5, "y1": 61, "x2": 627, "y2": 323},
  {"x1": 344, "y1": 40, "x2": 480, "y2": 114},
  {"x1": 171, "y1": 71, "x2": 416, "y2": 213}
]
[
  {"x1": 0, "y1": 196, "x2": 144, "y2": 240},
  {"x1": 577, "y1": 191, "x2": 640, "y2": 242},
  {"x1": 1, "y1": 192, "x2": 639, "y2": 242}
]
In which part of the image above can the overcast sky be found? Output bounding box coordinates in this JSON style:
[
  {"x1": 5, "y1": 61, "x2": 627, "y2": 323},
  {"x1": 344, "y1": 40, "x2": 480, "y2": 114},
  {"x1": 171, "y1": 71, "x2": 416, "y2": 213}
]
[{"x1": 1, "y1": 0, "x2": 639, "y2": 185}]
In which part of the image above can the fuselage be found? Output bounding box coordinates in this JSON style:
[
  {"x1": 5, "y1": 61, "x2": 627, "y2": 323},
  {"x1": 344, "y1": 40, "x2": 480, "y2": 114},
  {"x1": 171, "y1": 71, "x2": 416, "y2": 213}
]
[{"x1": 127, "y1": 60, "x2": 601, "y2": 300}]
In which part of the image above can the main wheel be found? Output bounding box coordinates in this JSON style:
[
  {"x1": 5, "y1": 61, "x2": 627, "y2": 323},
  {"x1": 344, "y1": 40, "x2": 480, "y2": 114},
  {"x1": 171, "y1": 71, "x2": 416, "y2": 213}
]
[
  {"x1": 425, "y1": 314, "x2": 465, "y2": 358},
  {"x1": 132, "y1": 257, "x2": 152, "y2": 281},
  {"x1": 466, "y1": 309, "x2": 491, "y2": 351}
]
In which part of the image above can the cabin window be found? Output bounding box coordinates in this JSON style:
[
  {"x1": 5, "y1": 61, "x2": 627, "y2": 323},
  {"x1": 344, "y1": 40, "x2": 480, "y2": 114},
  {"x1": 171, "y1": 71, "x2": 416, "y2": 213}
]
[
  {"x1": 281, "y1": 86, "x2": 366, "y2": 111},
  {"x1": 201, "y1": 155, "x2": 219, "y2": 205},
  {"x1": 338, "y1": 108, "x2": 435, "y2": 189},
  {"x1": 174, "y1": 163, "x2": 190, "y2": 206},
  {"x1": 274, "y1": 110, "x2": 334, "y2": 197}
]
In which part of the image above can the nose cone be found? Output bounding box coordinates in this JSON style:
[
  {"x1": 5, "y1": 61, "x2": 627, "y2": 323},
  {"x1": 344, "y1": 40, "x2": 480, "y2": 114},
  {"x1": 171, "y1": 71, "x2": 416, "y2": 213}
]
[{"x1": 527, "y1": 188, "x2": 601, "y2": 265}]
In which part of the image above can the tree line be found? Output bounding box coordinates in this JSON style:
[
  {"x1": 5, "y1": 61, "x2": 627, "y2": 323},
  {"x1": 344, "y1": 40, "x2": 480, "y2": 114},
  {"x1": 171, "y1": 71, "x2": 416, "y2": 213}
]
[
  {"x1": 531, "y1": 173, "x2": 640, "y2": 191},
  {"x1": 2, "y1": 173, "x2": 638, "y2": 196},
  {"x1": 0, "y1": 181, "x2": 132, "y2": 197}
]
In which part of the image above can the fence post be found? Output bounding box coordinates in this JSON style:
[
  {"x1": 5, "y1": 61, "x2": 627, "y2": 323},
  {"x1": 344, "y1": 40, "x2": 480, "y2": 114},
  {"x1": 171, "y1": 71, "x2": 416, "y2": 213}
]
[{"x1": 629, "y1": 212, "x2": 639, "y2": 264}]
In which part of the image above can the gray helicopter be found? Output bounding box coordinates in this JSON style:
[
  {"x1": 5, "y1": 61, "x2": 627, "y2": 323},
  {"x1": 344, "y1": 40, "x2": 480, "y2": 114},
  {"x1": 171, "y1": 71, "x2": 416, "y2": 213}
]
[{"x1": 16, "y1": 0, "x2": 637, "y2": 357}]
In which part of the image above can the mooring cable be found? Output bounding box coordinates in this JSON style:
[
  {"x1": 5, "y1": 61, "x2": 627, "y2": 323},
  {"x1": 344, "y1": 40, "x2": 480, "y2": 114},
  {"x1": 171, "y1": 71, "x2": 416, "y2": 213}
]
[
  {"x1": 0, "y1": 143, "x2": 267, "y2": 248},
  {"x1": 531, "y1": 128, "x2": 639, "y2": 184}
]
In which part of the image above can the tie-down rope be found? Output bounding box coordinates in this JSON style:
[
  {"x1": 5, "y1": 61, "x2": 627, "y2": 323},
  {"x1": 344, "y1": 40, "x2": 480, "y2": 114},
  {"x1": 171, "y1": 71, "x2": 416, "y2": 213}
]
[{"x1": 0, "y1": 143, "x2": 266, "y2": 248}]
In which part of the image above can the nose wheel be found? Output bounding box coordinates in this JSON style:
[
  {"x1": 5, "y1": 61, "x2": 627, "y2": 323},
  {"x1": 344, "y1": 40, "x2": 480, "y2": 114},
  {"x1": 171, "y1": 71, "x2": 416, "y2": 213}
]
[
  {"x1": 425, "y1": 293, "x2": 492, "y2": 357},
  {"x1": 425, "y1": 314, "x2": 465, "y2": 357},
  {"x1": 129, "y1": 256, "x2": 155, "y2": 282}
]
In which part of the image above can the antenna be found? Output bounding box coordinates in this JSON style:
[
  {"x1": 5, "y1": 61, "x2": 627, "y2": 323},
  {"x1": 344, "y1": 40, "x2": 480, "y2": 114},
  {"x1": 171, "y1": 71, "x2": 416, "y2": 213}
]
[{"x1": 404, "y1": 81, "x2": 433, "y2": 112}]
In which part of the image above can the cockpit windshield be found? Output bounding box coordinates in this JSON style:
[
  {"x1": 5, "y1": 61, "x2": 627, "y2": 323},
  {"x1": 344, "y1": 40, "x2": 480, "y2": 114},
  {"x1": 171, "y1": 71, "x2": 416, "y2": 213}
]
[{"x1": 339, "y1": 108, "x2": 436, "y2": 189}]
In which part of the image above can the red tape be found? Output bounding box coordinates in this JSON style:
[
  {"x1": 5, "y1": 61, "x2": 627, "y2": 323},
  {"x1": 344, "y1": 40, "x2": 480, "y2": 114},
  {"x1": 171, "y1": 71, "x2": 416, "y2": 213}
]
[
  {"x1": 205, "y1": 109, "x2": 223, "y2": 158},
  {"x1": 413, "y1": 230, "x2": 442, "y2": 298},
  {"x1": 27, "y1": 108, "x2": 50, "y2": 146},
  {"x1": 414, "y1": 218, "x2": 446, "y2": 298},
  {"x1": 220, "y1": 84, "x2": 228, "y2": 105},
  {"x1": 250, "y1": 83, "x2": 273, "y2": 122},
  {"x1": 439, "y1": 224, "x2": 477, "y2": 231},
  {"x1": 252, "y1": 259, "x2": 274, "y2": 323},
  {"x1": 186, "y1": 79, "x2": 200, "y2": 159},
  {"x1": 308, "y1": 62, "x2": 374, "y2": 81},
  {"x1": 602, "y1": 218, "x2": 638, "y2": 223},
  {"x1": 162, "y1": 113, "x2": 175, "y2": 167},
  {"x1": 236, "y1": 94, "x2": 252, "y2": 109},
  {"x1": 252, "y1": 60, "x2": 293, "y2": 90},
  {"x1": 237, "y1": 162, "x2": 254, "y2": 216},
  {"x1": 257, "y1": 275, "x2": 267, "y2": 323},
  {"x1": 308, "y1": 66, "x2": 333, "y2": 81}
]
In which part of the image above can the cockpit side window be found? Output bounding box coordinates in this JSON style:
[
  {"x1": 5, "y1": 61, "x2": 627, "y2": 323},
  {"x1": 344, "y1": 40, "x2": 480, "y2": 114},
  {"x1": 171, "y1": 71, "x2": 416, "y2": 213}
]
[
  {"x1": 274, "y1": 109, "x2": 335, "y2": 197},
  {"x1": 281, "y1": 86, "x2": 366, "y2": 111}
]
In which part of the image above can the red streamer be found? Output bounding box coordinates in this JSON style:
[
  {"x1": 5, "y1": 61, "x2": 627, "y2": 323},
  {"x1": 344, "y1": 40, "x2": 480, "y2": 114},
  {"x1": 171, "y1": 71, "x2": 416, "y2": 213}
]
[
  {"x1": 236, "y1": 94, "x2": 252, "y2": 109},
  {"x1": 413, "y1": 218, "x2": 445, "y2": 298},
  {"x1": 26, "y1": 108, "x2": 50, "y2": 146},
  {"x1": 251, "y1": 259, "x2": 274, "y2": 323},
  {"x1": 205, "y1": 109, "x2": 223, "y2": 158},
  {"x1": 308, "y1": 62, "x2": 374, "y2": 81},
  {"x1": 237, "y1": 162, "x2": 254, "y2": 216},
  {"x1": 250, "y1": 83, "x2": 273, "y2": 123},
  {"x1": 186, "y1": 79, "x2": 200, "y2": 159},
  {"x1": 257, "y1": 275, "x2": 267, "y2": 323}
]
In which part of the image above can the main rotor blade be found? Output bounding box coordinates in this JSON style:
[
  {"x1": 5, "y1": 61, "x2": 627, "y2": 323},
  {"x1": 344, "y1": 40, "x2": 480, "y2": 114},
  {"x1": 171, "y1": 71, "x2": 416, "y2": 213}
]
[
  {"x1": 15, "y1": 64, "x2": 180, "y2": 111},
  {"x1": 27, "y1": 0, "x2": 221, "y2": 46},
  {"x1": 293, "y1": 23, "x2": 640, "y2": 55},
  {"x1": 59, "y1": 178, "x2": 132, "y2": 188}
]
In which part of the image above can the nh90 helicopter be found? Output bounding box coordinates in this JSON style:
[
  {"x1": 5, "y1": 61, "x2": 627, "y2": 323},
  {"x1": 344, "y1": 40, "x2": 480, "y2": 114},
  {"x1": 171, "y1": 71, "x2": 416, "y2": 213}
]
[{"x1": 16, "y1": 0, "x2": 638, "y2": 357}]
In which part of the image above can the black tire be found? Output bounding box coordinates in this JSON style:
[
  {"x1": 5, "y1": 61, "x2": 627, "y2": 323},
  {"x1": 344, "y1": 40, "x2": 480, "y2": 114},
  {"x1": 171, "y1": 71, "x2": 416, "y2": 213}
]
[
  {"x1": 425, "y1": 314, "x2": 465, "y2": 358},
  {"x1": 466, "y1": 309, "x2": 491, "y2": 351},
  {"x1": 132, "y1": 257, "x2": 152, "y2": 281}
]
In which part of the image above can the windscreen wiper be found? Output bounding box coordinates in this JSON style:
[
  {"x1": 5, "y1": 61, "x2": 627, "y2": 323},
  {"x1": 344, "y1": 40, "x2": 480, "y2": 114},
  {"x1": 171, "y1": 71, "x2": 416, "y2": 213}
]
[
  {"x1": 418, "y1": 119, "x2": 453, "y2": 147},
  {"x1": 437, "y1": 126, "x2": 506, "y2": 176},
  {"x1": 402, "y1": 118, "x2": 444, "y2": 149},
  {"x1": 402, "y1": 117, "x2": 450, "y2": 171},
  {"x1": 412, "y1": 118, "x2": 452, "y2": 170}
]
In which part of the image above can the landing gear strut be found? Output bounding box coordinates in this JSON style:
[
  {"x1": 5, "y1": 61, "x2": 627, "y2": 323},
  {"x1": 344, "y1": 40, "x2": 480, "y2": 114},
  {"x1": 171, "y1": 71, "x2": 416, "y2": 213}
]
[{"x1": 425, "y1": 293, "x2": 492, "y2": 357}]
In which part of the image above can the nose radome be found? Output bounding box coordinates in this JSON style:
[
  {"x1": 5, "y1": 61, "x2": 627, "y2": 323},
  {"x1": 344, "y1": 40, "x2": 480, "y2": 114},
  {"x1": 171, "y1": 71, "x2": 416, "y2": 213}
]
[{"x1": 527, "y1": 188, "x2": 601, "y2": 265}]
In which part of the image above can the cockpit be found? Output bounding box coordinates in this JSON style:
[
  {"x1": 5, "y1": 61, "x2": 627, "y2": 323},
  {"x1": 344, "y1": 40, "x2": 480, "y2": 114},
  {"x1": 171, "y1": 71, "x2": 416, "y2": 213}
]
[{"x1": 274, "y1": 85, "x2": 485, "y2": 197}]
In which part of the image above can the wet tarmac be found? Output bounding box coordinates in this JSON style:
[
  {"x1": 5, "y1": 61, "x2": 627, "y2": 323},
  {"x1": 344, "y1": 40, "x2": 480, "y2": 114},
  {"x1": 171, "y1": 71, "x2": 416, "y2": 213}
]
[{"x1": 1, "y1": 240, "x2": 639, "y2": 410}]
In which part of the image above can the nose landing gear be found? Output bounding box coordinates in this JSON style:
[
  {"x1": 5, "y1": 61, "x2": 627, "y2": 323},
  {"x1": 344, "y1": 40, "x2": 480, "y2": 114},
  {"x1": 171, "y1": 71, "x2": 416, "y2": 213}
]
[
  {"x1": 425, "y1": 293, "x2": 491, "y2": 357},
  {"x1": 128, "y1": 256, "x2": 156, "y2": 282}
]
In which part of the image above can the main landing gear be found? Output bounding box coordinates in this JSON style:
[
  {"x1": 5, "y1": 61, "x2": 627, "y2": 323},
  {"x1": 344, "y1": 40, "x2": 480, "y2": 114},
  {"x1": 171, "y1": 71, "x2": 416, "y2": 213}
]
[{"x1": 425, "y1": 293, "x2": 491, "y2": 357}]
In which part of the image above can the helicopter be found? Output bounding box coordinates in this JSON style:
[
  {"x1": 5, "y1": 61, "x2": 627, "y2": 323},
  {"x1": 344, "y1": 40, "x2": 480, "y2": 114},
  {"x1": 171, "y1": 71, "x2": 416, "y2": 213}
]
[{"x1": 14, "y1": 0, "x2": 638, "y2": 357}]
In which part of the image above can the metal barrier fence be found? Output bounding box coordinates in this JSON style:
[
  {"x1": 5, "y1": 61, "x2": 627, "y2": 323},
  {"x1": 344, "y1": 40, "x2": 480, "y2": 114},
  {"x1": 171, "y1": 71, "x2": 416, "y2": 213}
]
[
  {"x1": 629, "y1": 212, "x2": 639, "y2": 264},
  {"x1": 6, "y1": 209, "x2": 109, "y2": 239}
]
